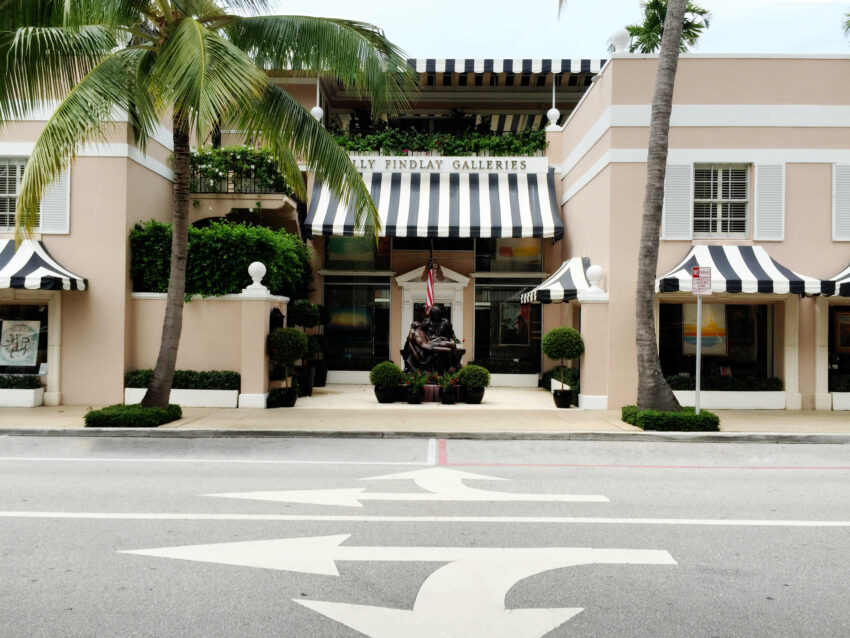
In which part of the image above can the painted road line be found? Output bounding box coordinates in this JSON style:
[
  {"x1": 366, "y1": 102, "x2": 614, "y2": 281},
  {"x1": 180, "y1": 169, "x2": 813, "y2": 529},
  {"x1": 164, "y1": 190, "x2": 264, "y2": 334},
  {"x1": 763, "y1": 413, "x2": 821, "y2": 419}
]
[
  {"x1": 206, "y1": 468, "x2": 609, "y2": 507},
  {"x1": 3, "y1": 511, "x2": 850, "y2": 527},
  {"x1": 0, "y1": 457, "x2": 433, "y2": 466},
  {"x1": 122, "y1": 535, "x2": 676, "y2": 638},
  {"x1": 448, "y1": 462, "x2": 850, "y2": 470},
  {"x1": 426, "y1": 438, "x2": 437, "y2": 465}
]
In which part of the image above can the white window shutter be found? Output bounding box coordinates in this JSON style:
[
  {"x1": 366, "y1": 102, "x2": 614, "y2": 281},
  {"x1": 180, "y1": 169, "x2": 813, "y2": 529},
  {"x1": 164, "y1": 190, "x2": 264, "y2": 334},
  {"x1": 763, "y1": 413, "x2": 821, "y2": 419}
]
[
  {"x1": 834, "y1": 164, "x2": 850, "y2": 241},
  {"x1": 754, "y1": 164, "x2": 784, "y2": 241},
  {"x1": 39, "y1": 167, "x2": 70, "y2": 234},
  {"x1": 661, "y1": 164, "x2": 693, "y2": 240}
]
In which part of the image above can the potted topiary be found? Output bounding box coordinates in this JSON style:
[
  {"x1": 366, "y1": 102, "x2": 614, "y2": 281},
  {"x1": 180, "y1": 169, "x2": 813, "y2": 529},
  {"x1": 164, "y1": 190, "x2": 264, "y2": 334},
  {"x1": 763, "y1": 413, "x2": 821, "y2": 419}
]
[
  {"x1": 405, "y1": 371, "x2": 427, "y2": 404},
  {"x1": 541, "y1": 327, "x2": 585, "y2": 408},
  {"x1": 289, "y1": 300, "x2": 322, "y2": 396},
  {"x1": 369, "y1": 361, "x2": 406, "y2": 403},
  {"x1": 438, "y1": 369, "x2": 460, "y2": 404},
  {"x1": 267, "y1": 327, "x2": 308, "y2": 407},
  {"x1": 456, "y1": 364, "x2": 490, "y2": 404}
]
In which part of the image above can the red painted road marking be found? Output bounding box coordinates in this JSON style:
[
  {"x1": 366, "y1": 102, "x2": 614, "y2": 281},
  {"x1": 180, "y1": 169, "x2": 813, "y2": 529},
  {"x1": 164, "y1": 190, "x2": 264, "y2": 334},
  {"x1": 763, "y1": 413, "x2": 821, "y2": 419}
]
[
  {"x1": 437, "y1": 439, "x2": 448, "y2": 465},
  {"x1": 445, "y1": 462, "x2": 850, "y2": 471}
]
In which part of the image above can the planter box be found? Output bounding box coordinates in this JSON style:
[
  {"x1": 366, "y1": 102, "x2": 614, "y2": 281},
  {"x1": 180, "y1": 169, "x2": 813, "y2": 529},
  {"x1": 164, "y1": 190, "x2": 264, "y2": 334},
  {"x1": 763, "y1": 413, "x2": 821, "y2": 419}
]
[
  {"x1": 490, "y1": 373, "x2": 538, "y2": 388},
  {"x1": 0, "y1": 387, "x2": 44, "y2": 407},
  {"x1": 832, "y1": 393, "x2": 850, "y2": 410},
  {"x1": 124, "y1": 388, "x2": 239, "y2": 408},
  {"x1": 673, "y1": 390, "x2": 787, "y2": 410}
]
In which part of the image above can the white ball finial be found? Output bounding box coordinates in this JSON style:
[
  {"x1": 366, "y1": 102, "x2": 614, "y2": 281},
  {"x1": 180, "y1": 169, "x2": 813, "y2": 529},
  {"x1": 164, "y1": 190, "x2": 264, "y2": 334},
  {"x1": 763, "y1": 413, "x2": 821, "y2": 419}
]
[
  {"x1": 310, "y1": 105, "x2": 324, "y2": 122},
  {"x1": 248, "y1": 261, "x2": 267, "y2": 287},
  {"x1": 586, "y1": 264, "x2": 604, "y2": 290},
  {"x1": 546, "y1": 107, "x2": 561, "y2": 127},
  {"x1": 610, "y1": 28, "x2": 631, "y2": 53}
]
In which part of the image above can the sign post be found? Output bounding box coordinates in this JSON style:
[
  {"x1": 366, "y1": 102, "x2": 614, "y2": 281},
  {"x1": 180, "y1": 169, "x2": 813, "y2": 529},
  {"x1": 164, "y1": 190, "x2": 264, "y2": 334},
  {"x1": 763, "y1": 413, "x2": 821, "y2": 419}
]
[{"x1": 691, "y1": 267, "x2": 712, "y2": 414}]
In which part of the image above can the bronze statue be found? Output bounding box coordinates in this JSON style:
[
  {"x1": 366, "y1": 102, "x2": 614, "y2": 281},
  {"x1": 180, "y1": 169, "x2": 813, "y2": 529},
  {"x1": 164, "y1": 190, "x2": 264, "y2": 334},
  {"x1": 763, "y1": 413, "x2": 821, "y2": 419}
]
[{"x1": 402, "y1": 307, "x2": 465, "y2": 373}]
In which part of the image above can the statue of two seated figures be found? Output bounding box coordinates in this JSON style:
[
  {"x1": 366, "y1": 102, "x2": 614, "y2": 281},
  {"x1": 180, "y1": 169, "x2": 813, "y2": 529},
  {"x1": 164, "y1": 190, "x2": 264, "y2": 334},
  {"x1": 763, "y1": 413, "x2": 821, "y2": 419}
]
[{"x1": 401, "y1": 306, "x2": 465, "y2": 374}]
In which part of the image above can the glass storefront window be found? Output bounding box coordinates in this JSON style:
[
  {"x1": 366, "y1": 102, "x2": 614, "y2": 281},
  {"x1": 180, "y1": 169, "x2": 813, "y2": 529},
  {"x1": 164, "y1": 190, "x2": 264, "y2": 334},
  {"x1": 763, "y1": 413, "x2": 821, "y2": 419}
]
[
  {"x1": 659, "y1": 303, "x2": 774, "y2": 380},
  {"x1": 323, "y1": 278, "x2": 390, "y2": 370},
  {"x1": 0, "y1": 304, "x2": 48, "y2": 375},
  {"x1": 828, "y1": 305, "x2": 850, "y2": 390},
  {"x1": 473, "y1": 280, "x2": 541, "y2": 373},
  {"x1": 324, "y1": 237, "x2": 391, "y2": 271},
  {"x1": 475, "y1": 238, "x2": 543, "y2": 273}
]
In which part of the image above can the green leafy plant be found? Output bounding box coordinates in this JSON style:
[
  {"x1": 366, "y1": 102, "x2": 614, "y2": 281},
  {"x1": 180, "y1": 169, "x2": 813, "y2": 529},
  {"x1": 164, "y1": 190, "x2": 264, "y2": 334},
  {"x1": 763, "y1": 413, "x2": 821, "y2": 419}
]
[
  {"x1": 369, "y1": 361, "x2": 406, "y2": 388},
  {"x1": 130, "y1": 221, "x2": 313, "y2": 299},
  {"x1": 306, "y1": 335, "x2": 327, "y2": 359},
  {"x1": 621, "y1": 405, "x2": 640, "y2": 425},
  {"x1": 622, "y1": 0, "x2": 711, "y2": 54},
  {"x1": 665, "y1": 374, "x2": 782, "y2": 392},
  {"x1": 456, "y1": 365, "x2": 490, "y2": 388},
  {"x1": 621, "y1": 405, "x2": 719, "y2": 431},
  {"x1": 404, "y1": 371, "x2": 428, "y2": 395},
  {"x1": 332, "y1": 127, "x2": 547, "y2": 157},
  {"x1": 84, "y1": 404, "x2": 182, "y2": 428},
  {"x1": 124, "y1": 370, "x2": 240, "y2": 391},
  {"x1": 289, "y1": 299, "x2": 322, "y2": 328},
  {"x1": 268, "y1": 328, "x2": 308, "y2": 388},
  {"x1": 438, "y1": 369, "x2": 460, "y2": 392},
  {"x1": 0, "y1": 375, "x2": 42, "y2": 389},
  {"x1": 541, "y1": 327, "x2": 585, "y2": 390},
  {"x1": 190, "y1": 145, "x2": 292, "y2": 195}
]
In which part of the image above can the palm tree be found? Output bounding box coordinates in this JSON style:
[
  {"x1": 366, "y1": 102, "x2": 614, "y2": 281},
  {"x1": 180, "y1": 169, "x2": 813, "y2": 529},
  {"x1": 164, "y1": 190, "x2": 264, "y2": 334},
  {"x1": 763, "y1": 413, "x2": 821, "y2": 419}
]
[
  {"x1": 624, "y1": 0, "x2": 709, "y2": 54},
  {"x1": 843, "y1": 12, "x2": 850, "y2": 37},
  {"x1": 634, "y1": 0, "x2": 688, "y2": 411},
  {"x1": 3, "y1": 0, "x2": 416, "y2": 408}
]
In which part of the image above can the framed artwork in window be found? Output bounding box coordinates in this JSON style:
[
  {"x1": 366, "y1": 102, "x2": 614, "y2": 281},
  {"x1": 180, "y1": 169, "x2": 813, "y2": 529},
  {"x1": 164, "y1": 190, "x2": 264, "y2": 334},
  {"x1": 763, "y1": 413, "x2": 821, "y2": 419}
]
[
  {"x1": 499, "y1": 302, "x2": 530, "y2": 345},
  {"x1": 682, "y1": 304, "x2": 727, "y2": 356},
  {"x1": 834, "y1": 311, "x2": 850, "y2": 353}
]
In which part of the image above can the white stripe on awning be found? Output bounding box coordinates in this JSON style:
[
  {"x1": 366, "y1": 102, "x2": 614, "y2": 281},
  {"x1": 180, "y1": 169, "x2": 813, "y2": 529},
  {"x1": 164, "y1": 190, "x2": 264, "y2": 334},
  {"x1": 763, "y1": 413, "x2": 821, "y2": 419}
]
[
  {"x1": 305, "y1": 169, "x2": 564, "y2": 239},
  {"x1": 655, "y1": 245, "x2": 823, "y2": 296},
  {"x1": 821, "y1": 263, "x2": 850, "y2": 296},
  {"x1": 0, "y1": 239, "x2": 87, "y2": 290},
  {"x1": 522, "y1": 257, "x2": 590, "y2": 304}
]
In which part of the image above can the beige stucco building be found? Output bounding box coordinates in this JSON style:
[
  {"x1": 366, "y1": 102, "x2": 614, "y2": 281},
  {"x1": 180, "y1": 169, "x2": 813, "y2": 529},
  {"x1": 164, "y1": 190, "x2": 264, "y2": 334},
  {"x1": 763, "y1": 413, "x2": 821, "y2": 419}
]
[{"x1": 2, "y1": 54, "x2": 849, "y2": 410}]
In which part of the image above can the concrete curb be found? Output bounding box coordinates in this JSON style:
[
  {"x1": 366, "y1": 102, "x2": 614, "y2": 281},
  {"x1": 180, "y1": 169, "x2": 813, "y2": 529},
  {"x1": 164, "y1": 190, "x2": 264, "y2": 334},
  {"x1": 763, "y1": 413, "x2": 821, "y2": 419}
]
[{"x1": 0, "y1": 428, "x2": 848, "y2": 444}]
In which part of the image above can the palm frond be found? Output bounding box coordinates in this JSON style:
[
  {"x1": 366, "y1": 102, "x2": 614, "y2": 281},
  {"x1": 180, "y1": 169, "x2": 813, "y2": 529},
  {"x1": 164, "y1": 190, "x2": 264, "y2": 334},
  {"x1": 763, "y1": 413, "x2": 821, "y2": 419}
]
[
  {"x1": 236, "y1": 82, "x2": 380, "y2": 236},
  {"x1": 0, "y1": 24, "x2": 118, "y2": 124},
  {"x1": 149, "y1": 15, "x2": 267, "y2": 142},
  {"x1": 15, "y1": 48, "x2": 146, "y2": 238},
  {"x1": 225, "y1": 15, "x2": 417, "y2": 115},
  {"x1": 844, "y1": 12, "x2": 850, "y2": 37}
]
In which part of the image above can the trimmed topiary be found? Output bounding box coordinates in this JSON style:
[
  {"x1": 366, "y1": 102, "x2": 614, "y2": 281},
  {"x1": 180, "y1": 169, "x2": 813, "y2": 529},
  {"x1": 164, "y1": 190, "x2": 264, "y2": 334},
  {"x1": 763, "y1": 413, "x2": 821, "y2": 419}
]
[
  {"x1": 84, "y1": 404, "x2": 182, "y2": 428},
  {"x1": 268, "y1": 327, "x2": 308, "y2": 388},
  {"x1": 289, "y1": 299, "x2": 322, "y2": 328},
  {"x1": 369, "y1": 361, "x2": 406, "y2": 388},
  {"x1": 124, "y1": 369, "x2": 240, "y2": 390},
  {"x1": 456, "y1": 365, "x2": 490, "y2": 388},
  {"x1": 541, "y1": 327, "x2": 584, "y2": 391},
  {"x1": 621, "y1": 405, "x2": 640, "y2": 425},
  {"x1": 621, "y1": 405, "x2": 719, "y2": 431}
]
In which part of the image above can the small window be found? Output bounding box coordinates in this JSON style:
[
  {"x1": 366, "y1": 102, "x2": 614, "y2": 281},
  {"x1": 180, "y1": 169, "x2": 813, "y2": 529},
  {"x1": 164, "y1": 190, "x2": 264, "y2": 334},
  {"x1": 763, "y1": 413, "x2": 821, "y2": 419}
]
[
  {"x1": 693, "y1": 164, "x2": 749, "y2": 238},
  {"x1": 442, "y1": 75, "x2": 452, "y2": 86},
  {"x1": 474, "y1": 75, "x2": 483, "y2": 86},
  {"x1": 504, "y1": 75, "x2": 515, "y2": 87},
  {"x1": 0, "y1": 158, "x2": 27, "y2": 231},
  {"x1": 520, "y1": 75, "x2": 531, "y2": 87},
  {"x1": 489, "y1": 75, "x2": 498, "y2": 86},
  {"x1": 458, "y1": 75, "x2": 468, "y2": 86}
]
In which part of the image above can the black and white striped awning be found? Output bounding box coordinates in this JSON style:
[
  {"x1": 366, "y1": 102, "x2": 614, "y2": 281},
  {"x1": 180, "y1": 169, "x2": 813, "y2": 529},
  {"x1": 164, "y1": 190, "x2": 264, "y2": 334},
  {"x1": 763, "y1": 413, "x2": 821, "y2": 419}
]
[
  {"x1": 656, "y1": 245, "x2": 822, "y2": 295},
  {"x1": 407, "y1": 58, "x2": 605, "y2": 75},
  {"x1": 521, "y1": 257, "x2": 590, "y2": 304},
  {"x1": 0, "y1": 239, "x2": 87, "y2": 290},
  {"x1": 306, "y1": 168, "x2": 563, "y2": 239},
  {"x1": 822, "y1": 263, "x2": 850, "y2": 296}
]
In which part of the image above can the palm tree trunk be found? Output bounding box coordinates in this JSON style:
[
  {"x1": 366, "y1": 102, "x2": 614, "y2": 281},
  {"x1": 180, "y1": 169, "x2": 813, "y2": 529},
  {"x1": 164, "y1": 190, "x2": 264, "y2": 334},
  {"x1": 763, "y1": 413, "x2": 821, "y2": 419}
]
[
  {"x1": 141, "y1": 112, "x2": 191, "y2": 408},
  {"x1": 635, "y1": 0, "x2": 688, "y2": 411}
]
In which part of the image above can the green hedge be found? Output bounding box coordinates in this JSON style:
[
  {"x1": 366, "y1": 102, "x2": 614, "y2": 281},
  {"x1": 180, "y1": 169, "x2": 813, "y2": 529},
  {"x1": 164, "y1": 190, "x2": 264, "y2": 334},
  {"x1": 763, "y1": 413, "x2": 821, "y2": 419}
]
[
  {"x1": 84, "y1": 404, "x2": 182, "y2": 428},
  {"x1": 665, "y1": 374, "x2": 782, "y2": 392},
  {"x1": 829, "y1": 374, "x2": 850, "y2": 392},
  {"x1": 124, "y1": 370, "x2": 240, "y2": 390},
  {"x1": 190, "y1": 145, "x2": 292, "y2": 195},
  {"x1": 456, "y1": 364, "x2": 490, "y2": 388},
  {"x1": 621, "y1": 405, "x2": 720, "y2": 431},
  {"x1": 130, "y1": 221, "x2": 312, "y2": 299},
  {"x1": 333, "y1": 127, "x2": 546, "y2": 157},
  {"x1": 369, "y1": 361, "x2": 406, "y2": 388},
  {"x1": 0, "y1": 374, "x2": 42, "y2": 389}
]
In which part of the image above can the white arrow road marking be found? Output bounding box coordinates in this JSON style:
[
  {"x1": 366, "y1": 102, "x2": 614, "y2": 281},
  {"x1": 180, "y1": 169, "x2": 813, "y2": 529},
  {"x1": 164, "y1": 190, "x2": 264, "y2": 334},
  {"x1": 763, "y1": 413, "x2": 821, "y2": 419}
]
[
  {"x1": 206, "y1": 467, "x2": 609, "y2": 507},
  {"x1": 121, "y1": 535, "x2": 676, "y2": 638}
]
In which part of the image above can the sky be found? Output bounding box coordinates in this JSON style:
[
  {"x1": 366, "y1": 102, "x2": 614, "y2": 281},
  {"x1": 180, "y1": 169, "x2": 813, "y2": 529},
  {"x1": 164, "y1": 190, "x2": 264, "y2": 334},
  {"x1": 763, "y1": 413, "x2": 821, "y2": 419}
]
[{"x1": 269, "y1": 0, "x2": 850, "y2": 59}]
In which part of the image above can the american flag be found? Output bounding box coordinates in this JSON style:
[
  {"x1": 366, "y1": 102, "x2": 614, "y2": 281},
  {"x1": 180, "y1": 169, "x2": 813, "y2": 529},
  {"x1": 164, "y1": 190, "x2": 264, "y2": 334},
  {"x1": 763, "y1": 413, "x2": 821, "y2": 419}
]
[{"x1": 425, "y1": 250, "x2": 435, "y2": 313}]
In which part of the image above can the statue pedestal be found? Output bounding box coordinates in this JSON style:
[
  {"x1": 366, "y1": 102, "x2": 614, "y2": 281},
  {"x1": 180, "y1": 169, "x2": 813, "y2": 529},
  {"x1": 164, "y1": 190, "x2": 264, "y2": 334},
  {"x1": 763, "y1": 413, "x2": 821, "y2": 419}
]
[{"x1": 424, "y1": 384, "x2": 440, "y2": 403}]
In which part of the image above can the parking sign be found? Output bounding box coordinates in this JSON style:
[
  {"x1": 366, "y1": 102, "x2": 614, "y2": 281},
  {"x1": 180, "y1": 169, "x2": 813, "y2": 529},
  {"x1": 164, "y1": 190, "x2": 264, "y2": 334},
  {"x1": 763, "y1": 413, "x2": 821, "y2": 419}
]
[{"x1": 692, "y1": 267, "x2": 712, "y2": 296}]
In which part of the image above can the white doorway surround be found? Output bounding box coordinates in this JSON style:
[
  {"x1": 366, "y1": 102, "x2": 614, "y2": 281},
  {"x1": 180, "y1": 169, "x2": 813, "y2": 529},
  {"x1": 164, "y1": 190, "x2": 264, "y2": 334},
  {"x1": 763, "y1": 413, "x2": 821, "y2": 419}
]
[{"x1": 395, "y1": 264, "x2": 470, "y2": 344}]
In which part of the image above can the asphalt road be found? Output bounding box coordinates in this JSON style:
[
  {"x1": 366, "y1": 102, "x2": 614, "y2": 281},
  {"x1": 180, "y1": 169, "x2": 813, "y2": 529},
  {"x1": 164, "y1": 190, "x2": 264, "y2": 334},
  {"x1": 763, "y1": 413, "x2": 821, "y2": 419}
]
[{"x1": 1, "y1": 435, "x2": 848, "y2": 637}]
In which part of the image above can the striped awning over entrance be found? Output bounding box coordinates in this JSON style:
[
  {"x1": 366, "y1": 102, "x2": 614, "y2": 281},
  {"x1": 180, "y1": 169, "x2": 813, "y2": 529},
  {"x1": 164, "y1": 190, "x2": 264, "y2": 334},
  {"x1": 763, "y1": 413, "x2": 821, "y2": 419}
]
[
  {"x1": 305, "y1": 167, "x2": 564, "y2": 239},
  {"x1": 655, "y1": 245, "x2": 822, "y2": 295},
  {"x1": 0, "y1": 239, "x2": 87, "y2": 290},
  {"x1": 822, "y1": 263, "x2": 850, "y2": 296},
  {"x1": 521, "y1": 257, "x2": 590, "y2": 304}
]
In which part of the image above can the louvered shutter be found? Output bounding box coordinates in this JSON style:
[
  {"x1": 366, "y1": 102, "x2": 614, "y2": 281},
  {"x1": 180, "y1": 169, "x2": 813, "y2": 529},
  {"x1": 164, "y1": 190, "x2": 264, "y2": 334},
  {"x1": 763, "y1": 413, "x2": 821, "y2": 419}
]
[
  {"x1": 661, "y1": 164, "x2": 693, "y2": 240},
  {"x1": 754, "y1": 164, "x2": 784, "y2": 241},
  {"x1": 834, "y1": 165, "x2": 850, "y2": 241},
  {"x1": 39, "y1": 168, "x2": 70, "y2": 234}
]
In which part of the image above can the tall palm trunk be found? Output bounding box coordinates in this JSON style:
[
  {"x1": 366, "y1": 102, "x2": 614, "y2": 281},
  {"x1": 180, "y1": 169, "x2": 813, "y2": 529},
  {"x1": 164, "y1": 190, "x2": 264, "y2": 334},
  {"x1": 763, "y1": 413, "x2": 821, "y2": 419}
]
[
  {"x1": 635, "y1": 0, "x2": 687, "y2": 411},
  {"x1": 141, "y1": 112, "x2": 191, "y2": 408}
]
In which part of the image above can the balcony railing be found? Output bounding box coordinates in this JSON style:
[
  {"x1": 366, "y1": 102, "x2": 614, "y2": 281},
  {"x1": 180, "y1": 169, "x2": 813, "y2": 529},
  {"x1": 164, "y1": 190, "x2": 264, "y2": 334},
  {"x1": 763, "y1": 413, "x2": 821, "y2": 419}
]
[
  {"x1": 190, "y1": 170, "x2": 285, "y2": 194},
  {"x1": 190, "y1": 146, "x2": 291, "y2": 195}
]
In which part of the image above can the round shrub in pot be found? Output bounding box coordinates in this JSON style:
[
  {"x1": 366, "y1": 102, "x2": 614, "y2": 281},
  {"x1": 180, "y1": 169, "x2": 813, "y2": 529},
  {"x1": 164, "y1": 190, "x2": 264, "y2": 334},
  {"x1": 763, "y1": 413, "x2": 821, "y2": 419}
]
[
  {"x1": 541, "y1": 327, "x2": 584, "y2": 409},
  {"x1": 267, "y1": 327, "x2": 308, "y2": 407},
  {"x1": 456, "y1": 364, "x2": 490, "y2": 404},
  {"x1": 369, "y1": 362, "x2": 406, "y2": 403}
]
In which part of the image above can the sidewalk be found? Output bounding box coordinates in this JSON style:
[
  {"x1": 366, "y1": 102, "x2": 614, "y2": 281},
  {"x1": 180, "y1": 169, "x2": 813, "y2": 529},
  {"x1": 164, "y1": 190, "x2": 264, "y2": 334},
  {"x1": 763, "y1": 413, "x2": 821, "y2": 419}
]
[{"x1": 0, "y1": 386, "x2": 848, "y2": 441}]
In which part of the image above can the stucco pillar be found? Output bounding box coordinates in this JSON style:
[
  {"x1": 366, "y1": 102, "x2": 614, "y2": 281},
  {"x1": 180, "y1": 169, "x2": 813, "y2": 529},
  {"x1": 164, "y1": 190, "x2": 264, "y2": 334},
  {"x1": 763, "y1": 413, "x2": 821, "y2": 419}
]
[
  {"x1": 814, "y1": 296, "x2": 831, "y2": 410},
  {"x1": 783, "y1": 295, "x2": 802, "y2": 410},
  {"x1": 44, "y1": 292, "x2": 62, "y2": 406},
  {"x1": 577, "y1": 264, "x2": 609, "y2": 410}
]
